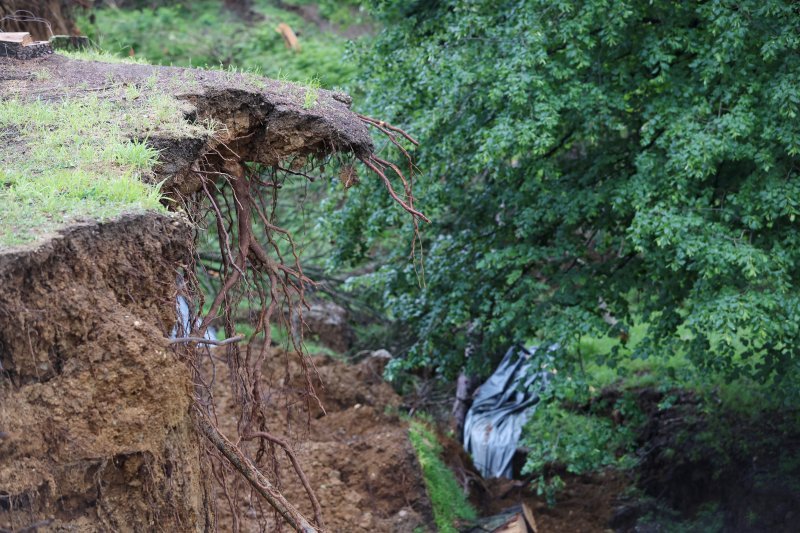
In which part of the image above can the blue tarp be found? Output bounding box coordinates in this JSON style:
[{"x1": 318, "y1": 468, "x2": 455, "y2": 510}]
[
  {"x1": 171, "y1": 291, "x2": 217, "y2": 343},
  {"x1": 464, "y1": 345, "x2": 550, "y2": 478}
]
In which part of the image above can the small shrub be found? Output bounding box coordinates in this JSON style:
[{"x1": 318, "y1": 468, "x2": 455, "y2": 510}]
[{"x1": 521, "y1": 402, "x2": 637, "y2": 505}]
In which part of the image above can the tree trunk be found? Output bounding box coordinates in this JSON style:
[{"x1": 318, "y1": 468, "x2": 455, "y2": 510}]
[
  {"x1": 0, "y1": 0, "x2": 81, "y2": 40},
  {"x1": 452, "y1": 321, "x2": 483, "y2": 440}
]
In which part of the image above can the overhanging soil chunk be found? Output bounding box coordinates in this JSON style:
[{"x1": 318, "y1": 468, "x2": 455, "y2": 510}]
[{"x1": 0, "y1": 52, "x2": 424, "y2": 531}]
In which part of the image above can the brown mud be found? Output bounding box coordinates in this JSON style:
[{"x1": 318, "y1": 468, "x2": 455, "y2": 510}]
[
  {"x1": 207, "y1": 348, "x2": 434, "y2": 532},
  {"x1": 0, "y1": 213, "x2": 206, "y2": 531}
]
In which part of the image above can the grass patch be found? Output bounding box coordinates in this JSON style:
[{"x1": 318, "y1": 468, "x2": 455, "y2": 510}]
[
  {"x1": 0, "y1": 86, "x2": 208, "y2": 246},
  {"x1": 303, "y1": 76, "x2": 321, "y2": 109},
  {"x1": 79, "y1": 0, "x2": 360, "y2": 88},
  {"x1": 408, "y1": 419, "x2": 477, "y2": 532},
  {"x1": 60, "y1": 48, "x2": 150, "y2": 65}
]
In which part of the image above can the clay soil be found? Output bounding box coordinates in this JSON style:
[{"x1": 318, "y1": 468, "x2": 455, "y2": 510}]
[
  {"x1": 205, "y1": 346, "x2": 434, "y2": 532},
  {"x1": 0, "y1": 213, "x2": 207, "y2": 532}
]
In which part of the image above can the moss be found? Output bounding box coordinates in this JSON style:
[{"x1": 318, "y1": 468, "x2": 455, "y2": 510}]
[{"x1": 408, "y1": 419, "x2": 476, "y2": 532}]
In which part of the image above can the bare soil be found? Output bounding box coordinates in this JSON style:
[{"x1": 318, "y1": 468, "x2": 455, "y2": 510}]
[
  {"x1": 0, "y1": 213, "x2": 207, "y2": 532},
  {"x1": 207, "y1": 348, "x2": 434, "y2": 532}
]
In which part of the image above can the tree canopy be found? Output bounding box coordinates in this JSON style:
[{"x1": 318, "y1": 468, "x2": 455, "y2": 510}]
[{"x1": 331, "y1": 0, "x2": 800, "y2": 385}]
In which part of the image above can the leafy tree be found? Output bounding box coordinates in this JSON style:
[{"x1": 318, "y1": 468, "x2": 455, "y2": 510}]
[{"x1": 332, "y1": 0, "x2": 800, "y2": 387}]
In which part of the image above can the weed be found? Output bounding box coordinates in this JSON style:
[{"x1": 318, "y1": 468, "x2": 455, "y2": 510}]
[
  {"x1": 244, "y1": 72, "x2": 267, "y2": 90},
  {"x1": 124, "y1": 83, "x2": 141, "y2": 100},
  {"x1": 32, "y1": 69, "x2": 51, "y2": 81},
  {"x1": 145, "y1": 74, "x2": 158, "y2": 91},
  {"x1": 303, "y1": 77, "x2": 321, "y2": 109}
]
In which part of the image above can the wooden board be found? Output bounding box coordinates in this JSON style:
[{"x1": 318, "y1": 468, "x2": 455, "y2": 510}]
[
  {"x1": 0, "y1": 32, "x2": 33, "y2": 46},
  {"x1": 276, "y1": 23, "x2": 300, "y2": 52},
  {"x1": 462, "y1": 503, "x2": 538, "y2": 533},
  {"x1": 494, "y1": 514, "x2": 527, "y2": 533},
  {"x1": 521, "y1": 503, "x2": 538, "y2": 533}
]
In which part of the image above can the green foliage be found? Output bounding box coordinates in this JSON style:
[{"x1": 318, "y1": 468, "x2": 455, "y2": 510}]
[
  {"x1": 332, "y1": 0, "x2": 800, "y2": 388},
  {"x1": 408, "y1": 419, "x2": 477, "y2": 532},
  {"x1": 520, "y1": 390, "x2": 639, "y2": 505},
  {"x1": 80, "y1": 1, "x2": 359, "y2": 88}
]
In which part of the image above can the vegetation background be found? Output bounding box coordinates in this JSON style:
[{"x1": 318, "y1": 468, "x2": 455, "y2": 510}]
[{"x1": 31, "y1": 0, "x2": 800, "y2": 530}]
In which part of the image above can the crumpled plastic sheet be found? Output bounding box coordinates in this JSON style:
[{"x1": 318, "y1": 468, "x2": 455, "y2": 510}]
[
  {"x1": 464, "y1": 345, "x2": 550, "y2": 479},
  {"x1": 171, "y1": 294, "x2": 217, "y2": 342}
]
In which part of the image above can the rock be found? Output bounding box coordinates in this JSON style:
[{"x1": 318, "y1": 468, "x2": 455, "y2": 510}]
[
  {"x1": 298, "y1": 300, "x2": 354, "y2": 353},
  {"x1": 358, "y1": 349, "x2": 393, "y2": 380}
]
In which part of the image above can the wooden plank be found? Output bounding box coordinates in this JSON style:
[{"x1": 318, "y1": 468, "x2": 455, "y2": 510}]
[
  {"x1": 276, "y1": 23, "x2": 300, "y2": 52},
  {"x1": 0, "y1": 32, "x2": 33, "y2": 46},
  {"x1": 522, "y1": 503, "x2": 538, "y2": 533},
  {"x1": 493, "y1": 513, "x2": 526, "y2": 533},
  {"x1": 461, "y1": 507, "x2": 532, "y2": 533}
]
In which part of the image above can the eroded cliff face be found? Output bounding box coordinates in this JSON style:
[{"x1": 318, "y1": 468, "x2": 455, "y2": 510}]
[
  {"x1": 0, "y1": 213, "x2": 207, "y2": 531},
  {"x1": 0, "y1": 53, "x2": 380, "y2": 531}
]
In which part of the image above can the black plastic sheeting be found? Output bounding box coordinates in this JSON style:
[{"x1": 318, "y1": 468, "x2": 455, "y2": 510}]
[{"x1": 464, "y1": 345, "x2": 551, "y2": 479}]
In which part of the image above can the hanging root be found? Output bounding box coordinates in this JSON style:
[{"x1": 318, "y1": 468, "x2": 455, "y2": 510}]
[
  {"x1": 357, "y1": 113, "x2": 420, "y2": 146},
  {"x1": 181, "y1": 113, "x2": 428, "y2": 532},
  {"x1": 357, "y1": 115, "x2": 428, "y2": 276},
  {"x1": 181, "y1": 152, "x2": 328, "y2": 532},
  {"x1": 359, "y1": 154, "x2": 430, "y2": 223}
]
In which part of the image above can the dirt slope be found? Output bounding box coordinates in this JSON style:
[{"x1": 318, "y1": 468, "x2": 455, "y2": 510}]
[
  {"x1": 1, "y1": 54, "x2": 378, "y2": 531},
  {"x1": 209, "y1": 349, "x2": 435, "y2": 532}
]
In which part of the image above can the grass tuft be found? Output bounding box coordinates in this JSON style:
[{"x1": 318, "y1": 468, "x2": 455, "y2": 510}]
[
  {"x1": 303, "y1": 77, "x2": 321, "y2": 109},
  {"x1": 60, "y1": 48, "x2": 150, "y2": 65}
]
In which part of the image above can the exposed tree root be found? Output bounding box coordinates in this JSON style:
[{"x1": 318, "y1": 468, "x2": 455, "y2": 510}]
[
  {"x1": 195, "y1": 410, "x2": 322, "y2": 533},
  {"x1": 179, "y1": 113, "x2": 427, "y2": 532},
  {"x1": 243, "y1": 431, "x2": 325, "y2": 530}
]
